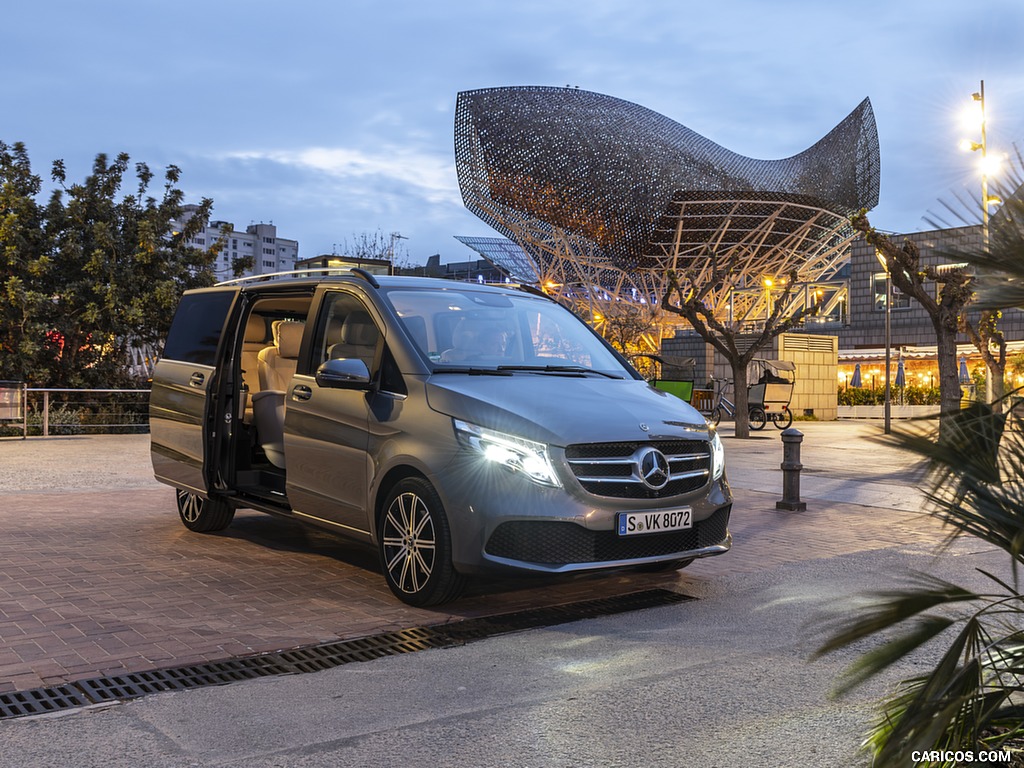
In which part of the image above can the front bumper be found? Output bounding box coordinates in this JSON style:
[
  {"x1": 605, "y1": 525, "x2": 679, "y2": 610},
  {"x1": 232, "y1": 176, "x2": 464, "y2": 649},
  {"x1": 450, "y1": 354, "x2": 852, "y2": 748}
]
[
  {"x1": 436, "y1": 453, "x2": 733, "y2": 575},
  {"x1": 483, "y1": 505, "x2": 732, "y2": 573}
]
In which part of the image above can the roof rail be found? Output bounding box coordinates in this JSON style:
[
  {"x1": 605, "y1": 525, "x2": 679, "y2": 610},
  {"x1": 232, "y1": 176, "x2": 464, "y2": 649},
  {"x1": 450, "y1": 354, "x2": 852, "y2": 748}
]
[
  {"x1": 351, "y1": 267, "x2": 380, "y2": 288},
  {"x1": 214, "y1": 267, "x2": 365, "y2": 287}
]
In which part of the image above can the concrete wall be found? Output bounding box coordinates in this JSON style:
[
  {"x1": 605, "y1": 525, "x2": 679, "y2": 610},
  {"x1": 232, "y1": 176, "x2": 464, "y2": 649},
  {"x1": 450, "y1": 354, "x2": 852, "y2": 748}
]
[{"x1": 775, "y1": 333, "x2": 838, "y2": 421}]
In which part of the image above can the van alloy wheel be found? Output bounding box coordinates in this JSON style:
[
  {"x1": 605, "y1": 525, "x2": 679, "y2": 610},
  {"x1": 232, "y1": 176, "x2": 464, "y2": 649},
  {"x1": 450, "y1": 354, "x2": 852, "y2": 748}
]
[
  {"x1": 175, "y1": 490, "x2": 235, "y2": 533},
  {"x1": 379, "y1": 478, "x2": 463, "y2": 606}
]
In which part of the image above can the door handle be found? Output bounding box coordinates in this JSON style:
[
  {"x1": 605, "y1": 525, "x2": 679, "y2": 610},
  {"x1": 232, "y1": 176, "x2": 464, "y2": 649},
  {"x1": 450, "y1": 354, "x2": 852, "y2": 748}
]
[
  {"x1": 189, "y1": 372, "x2": 205, "y2": 387},
  {"x1": 292, "y1": 385, "x2": 313, "y2": 401}
]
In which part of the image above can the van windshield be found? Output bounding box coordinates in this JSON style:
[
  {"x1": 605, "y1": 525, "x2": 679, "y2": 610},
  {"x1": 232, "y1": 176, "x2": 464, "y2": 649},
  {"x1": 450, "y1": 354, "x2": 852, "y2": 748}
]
[{"x1": 382, "y1": 288, "x2": 633, "y2": 378}]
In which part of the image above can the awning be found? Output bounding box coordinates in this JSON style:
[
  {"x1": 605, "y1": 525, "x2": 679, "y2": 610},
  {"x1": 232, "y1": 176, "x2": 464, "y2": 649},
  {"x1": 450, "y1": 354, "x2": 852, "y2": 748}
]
[{"x1": 839, "y1": 340, "x2": 1024, "y2": 363}]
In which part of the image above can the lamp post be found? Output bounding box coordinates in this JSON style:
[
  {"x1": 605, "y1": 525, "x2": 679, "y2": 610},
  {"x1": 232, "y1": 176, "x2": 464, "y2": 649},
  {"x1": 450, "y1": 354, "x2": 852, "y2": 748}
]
[
  {"x1": 960, "y1": 81, "x2": 1003, "y2": 404},
  {"x1": 959, "y1": 81, "x2": 1002, "y2": 246},
  {"x1": 874, "y1": 249, "x2": 892, "y2": 435}
]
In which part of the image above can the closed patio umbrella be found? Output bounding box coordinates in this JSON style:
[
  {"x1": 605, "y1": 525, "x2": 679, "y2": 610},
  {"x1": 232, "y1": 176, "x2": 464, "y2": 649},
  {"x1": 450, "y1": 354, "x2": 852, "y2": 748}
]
[
  {"x1": 850, "y1": 363, "x2": 862, "y2": 388},
  {"x1": 895, "y1": 359, "x2": 905, "y2": 388},
  {"x1": 959, "y1": 356, "x2": 971, "y2": 384}
]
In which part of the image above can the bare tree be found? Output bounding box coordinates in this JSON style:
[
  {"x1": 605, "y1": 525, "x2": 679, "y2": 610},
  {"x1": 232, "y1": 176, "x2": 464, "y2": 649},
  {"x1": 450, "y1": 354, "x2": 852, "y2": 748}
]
[
  {"x1": 851, "y1": 211, "x2": 972, "y2": 431},
  {"x1": 337, "y1": 229, "x2": 409, "y2": 268},
  {"x1": 660, "y1": 260, "x2": 816, "y2": 439},
  {"x1": 598, "y1": 304, "x2": 659, "y2": 379},
  {"x1": 960, "y1": 309, "x2": 1007, "y2": 409}
]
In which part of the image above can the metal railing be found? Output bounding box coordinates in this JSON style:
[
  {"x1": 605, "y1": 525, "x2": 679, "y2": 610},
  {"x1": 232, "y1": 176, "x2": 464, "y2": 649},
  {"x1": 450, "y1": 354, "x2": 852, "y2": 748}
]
[{"x1": 19, "y1": 388, "x2": 151, "y2": 437}]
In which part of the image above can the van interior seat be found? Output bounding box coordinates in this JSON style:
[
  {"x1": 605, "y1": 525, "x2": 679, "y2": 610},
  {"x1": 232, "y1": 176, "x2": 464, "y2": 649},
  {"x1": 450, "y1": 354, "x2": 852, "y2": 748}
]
[
  {"x1": 252, "y1": 319, "x2": 304, "y2": 470},
  {"x1": 328, "y1": 311, "x2": 379, "y2": 370},
  {"x1": 258, "y1": 320, "x2": 304, "y2": 392},
  {"x1": 239, "y1": 314, "x2": 267, "y2": 422}
]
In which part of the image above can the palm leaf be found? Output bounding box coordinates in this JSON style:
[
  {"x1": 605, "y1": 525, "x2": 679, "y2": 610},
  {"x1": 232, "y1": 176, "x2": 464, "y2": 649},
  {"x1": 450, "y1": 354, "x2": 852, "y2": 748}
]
[{"x1": 814, "y1": 573, "x2": 980, "y2": 663}]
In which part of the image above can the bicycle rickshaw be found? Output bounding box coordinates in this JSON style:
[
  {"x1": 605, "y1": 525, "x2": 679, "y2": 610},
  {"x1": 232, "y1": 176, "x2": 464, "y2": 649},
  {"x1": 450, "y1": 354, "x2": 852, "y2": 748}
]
[
  {"x1": 747, "y1": 359, "x2": 795, "y2": 430},
  {"x1": 706, "y1": 360, "x2": 795, "y2": 430}
]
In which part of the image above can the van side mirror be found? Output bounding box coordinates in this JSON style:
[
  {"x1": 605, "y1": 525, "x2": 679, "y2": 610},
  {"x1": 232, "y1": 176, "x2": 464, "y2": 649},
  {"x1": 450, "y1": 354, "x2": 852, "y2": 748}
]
[{"x1": 315, "y1": 357, "x2": 372, "y2": 389}]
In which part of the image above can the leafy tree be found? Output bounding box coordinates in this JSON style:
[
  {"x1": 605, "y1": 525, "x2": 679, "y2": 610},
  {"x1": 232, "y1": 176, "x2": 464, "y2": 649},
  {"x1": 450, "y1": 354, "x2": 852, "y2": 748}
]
[
  {"x1": 0, "y1": 141, "x2": 56, "y2": 384},
  {"x1": 1, "y1": 145, "x2": 219, "y2": 387}
]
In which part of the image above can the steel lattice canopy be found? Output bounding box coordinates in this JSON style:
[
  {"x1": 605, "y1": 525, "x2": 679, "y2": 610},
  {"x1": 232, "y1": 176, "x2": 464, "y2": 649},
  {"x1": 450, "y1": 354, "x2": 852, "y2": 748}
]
[{"x1": 454, "y1": 86, "x2": 880, "y2": 272}]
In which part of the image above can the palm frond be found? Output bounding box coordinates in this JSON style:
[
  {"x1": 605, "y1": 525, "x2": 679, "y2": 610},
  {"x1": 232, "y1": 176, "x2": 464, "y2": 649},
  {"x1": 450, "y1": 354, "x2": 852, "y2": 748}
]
[
  {"x1": 815, "y1": 573, "x2": 981, "y2": 659},
  {"x1": 829, "y1": 615, "x2": 956, "y2": 698},
  {"x1": 885, "y1": 404, "x2": 1024, "y2": 566}
]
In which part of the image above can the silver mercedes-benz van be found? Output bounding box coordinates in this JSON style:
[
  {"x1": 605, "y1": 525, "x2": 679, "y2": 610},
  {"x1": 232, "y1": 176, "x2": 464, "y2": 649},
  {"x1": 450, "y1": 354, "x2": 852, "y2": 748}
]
[{"x1": 150, "y1": 271, "x2": 732, "y2": 606}]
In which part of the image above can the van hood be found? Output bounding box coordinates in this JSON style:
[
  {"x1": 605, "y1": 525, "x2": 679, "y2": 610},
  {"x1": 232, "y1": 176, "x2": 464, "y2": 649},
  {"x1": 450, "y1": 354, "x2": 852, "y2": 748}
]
[{"x1": 425, "y1": 374, "x2": 708, "y2": 446}]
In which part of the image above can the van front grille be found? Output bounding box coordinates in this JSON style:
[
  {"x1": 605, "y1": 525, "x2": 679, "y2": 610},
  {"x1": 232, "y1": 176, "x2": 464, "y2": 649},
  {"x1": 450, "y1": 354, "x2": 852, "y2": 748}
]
[{"x1": 564, "y1": 440, "x2": 711, "y2": 499}]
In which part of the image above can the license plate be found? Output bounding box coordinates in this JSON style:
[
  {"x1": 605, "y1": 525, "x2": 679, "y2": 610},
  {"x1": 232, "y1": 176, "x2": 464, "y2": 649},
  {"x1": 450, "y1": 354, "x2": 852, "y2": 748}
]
[{"x1": 617, "y1": 507, "x2": 692, "y2": 536}]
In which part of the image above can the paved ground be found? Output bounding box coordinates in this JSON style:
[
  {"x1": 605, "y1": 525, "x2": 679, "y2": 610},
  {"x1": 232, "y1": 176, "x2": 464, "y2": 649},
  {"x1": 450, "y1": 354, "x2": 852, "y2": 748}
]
[{"x1": 0, "y1": 420, "x2": 947, "y2": 695}]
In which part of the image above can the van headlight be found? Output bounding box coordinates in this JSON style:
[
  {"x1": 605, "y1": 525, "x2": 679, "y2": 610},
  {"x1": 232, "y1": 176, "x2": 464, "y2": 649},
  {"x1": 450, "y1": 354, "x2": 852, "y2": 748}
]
[
  {"x1": 453, "y1": 419, "x2": 561, "y2": 488},
  {"x1": 710, "y1": 429, "x2": 726, "y2": 481}
]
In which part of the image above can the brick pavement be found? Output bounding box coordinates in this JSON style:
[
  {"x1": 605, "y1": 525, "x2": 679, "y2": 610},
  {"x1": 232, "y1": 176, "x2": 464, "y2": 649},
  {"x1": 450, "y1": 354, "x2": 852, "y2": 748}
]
[{"x1": 0, "y1": 423, "x2": 948, "y2": 694}]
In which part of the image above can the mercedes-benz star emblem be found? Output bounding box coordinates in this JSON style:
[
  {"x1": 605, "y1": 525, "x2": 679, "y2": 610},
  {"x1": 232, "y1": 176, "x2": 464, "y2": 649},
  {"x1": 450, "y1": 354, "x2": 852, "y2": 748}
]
[{"x1": 636, "y1": 447, "x2": 670, "y2": 490}]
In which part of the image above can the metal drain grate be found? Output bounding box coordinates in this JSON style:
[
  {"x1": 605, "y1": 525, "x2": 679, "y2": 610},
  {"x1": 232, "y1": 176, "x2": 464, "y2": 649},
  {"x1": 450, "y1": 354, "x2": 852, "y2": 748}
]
[
  {"x1": 74, "y1": 656, "x2": 293, "y2": 704},
  {"x1": 0, "y1": 686, "x2": 89, "y2": 718},
  {"x1": 0, "y1": 588, "x2": 691, "y2": 721}
]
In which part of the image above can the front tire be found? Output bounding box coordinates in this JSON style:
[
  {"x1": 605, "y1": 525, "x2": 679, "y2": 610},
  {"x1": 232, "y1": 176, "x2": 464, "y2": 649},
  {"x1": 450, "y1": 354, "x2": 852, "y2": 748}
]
[
  {"x1": 176, "y1": 490, "x2": 235, "y2": 532},
  {"x1": 749, "y1": 407, "x2": 767, "y2": 431},
  {"x1": 378, "y1": 477, "x2": 463, "y2": 607}
]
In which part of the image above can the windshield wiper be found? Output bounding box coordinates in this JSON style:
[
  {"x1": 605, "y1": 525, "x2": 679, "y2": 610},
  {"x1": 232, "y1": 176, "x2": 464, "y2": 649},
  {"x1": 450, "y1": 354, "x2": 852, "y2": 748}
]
[
  {"x1": 496, "y1": 365, "x2": 623, "y2": 379},
  {"x1": 432, "y1": 367, "x2": 513, "y2": 376}
]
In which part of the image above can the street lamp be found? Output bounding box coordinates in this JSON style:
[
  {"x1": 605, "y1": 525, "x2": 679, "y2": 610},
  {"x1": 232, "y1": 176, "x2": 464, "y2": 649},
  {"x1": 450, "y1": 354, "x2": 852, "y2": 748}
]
[
  {"x1": 873, "y1": 249, "x2": 892, "y2": 434},
  {"x1": 959, "y1": 81, "x2": 1003, "y2": 246},
  {"x1": 959, "y1": 81, "x2": 1003, "y2": 403}
]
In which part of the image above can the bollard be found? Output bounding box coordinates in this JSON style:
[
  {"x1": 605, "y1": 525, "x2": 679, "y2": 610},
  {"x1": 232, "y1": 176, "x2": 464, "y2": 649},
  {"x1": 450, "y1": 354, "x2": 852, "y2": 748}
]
[{"x1": 776, "y1": 427, "x2": 806, "y2": 511}]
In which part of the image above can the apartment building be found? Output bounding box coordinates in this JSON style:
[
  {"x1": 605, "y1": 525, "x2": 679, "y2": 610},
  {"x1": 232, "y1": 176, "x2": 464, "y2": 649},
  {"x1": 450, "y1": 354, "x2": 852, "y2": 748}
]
[{"x1": 175, "y1": 205, "x2": 299, "y2": 281}]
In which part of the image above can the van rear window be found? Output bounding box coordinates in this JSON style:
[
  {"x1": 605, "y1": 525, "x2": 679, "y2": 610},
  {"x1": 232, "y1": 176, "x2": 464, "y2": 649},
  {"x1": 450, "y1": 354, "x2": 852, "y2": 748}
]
[{"x1": 162, "y1": 291, "x2": 236, "y2": 366}]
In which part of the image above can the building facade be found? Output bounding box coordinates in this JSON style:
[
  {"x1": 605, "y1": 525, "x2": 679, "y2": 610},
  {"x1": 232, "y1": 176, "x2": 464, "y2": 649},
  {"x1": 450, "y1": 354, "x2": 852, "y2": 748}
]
[
  {"x1": 175, "y1": 205, "x2": 300, "y2": 281},
  {"x1": 836, "y1": 223, "x2": 1024, "y2": 391}
]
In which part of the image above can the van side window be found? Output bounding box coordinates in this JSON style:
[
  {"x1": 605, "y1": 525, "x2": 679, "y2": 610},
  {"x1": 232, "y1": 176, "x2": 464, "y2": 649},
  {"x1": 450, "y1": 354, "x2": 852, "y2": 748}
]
[
  {"x1": 162, "y1": 291, "x2": 235, "y2": 366},
  {"x1": 315, "y1": 293, "x2": 381, "y2": 373},
  {"x1": 378, "y1": 345, "x2": 407, "y2": 395}
]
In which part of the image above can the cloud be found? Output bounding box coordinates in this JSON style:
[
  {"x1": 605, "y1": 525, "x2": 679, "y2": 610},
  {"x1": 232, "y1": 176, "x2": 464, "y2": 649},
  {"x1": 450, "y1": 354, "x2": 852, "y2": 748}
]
[{"x1": 219, "y1": 145, "x2": 461, "y2": 206}]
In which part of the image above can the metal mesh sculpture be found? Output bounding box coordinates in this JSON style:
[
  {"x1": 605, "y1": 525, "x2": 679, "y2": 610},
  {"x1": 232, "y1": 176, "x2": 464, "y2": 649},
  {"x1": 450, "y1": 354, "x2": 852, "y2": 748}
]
[
  {"x1": 455, "y1": 86, "x2": 880, "y2": 272},
  {"x1": 455, "y1": 86, "x2": 880, "y2": 336}
]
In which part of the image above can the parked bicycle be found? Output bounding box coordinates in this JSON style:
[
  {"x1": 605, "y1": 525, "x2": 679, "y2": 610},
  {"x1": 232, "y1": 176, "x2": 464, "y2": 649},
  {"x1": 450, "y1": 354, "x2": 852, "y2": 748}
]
[{"x1": 709, "y1": 379, "x2": 750, "y2": 428}]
